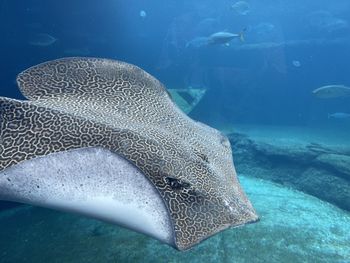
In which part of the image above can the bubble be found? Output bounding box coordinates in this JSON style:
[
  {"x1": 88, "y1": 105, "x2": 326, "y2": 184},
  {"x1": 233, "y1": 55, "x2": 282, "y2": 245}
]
[
  {"x1": 139, "y1": 10, "x2": 146, "y2": 18},
  {"x1": 292, "y1": 60, "x2": 301, "y2": 67}
]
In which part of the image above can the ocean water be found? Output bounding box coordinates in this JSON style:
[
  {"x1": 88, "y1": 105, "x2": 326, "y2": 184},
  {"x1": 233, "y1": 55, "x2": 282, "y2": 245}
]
[{"x1": 0, "y1": 0, "x2": 350, "y2": 262}]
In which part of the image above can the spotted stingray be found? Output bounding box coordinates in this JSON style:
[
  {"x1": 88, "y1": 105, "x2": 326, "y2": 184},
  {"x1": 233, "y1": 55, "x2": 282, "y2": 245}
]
[{"x1": 0, "y1": 57, "x2": 258, "y2": 250}]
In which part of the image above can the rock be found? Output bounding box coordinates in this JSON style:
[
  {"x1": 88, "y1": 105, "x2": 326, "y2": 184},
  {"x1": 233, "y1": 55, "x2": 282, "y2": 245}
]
[
  {"x1": 228, "y1": 132, "x2": 318, "y2": 165},
  {"x1": 0, "y1": 176, "x2": 349, "y2": 263},
  {"x1": 298, "y1": 168, "x2": 350, "y2": 211},
  {"x1": 315, "y1": 153, "x2": 350, "y2": 178},
  {"x1": 228, "y1": 130, "x2": 350, "y2": 212}
]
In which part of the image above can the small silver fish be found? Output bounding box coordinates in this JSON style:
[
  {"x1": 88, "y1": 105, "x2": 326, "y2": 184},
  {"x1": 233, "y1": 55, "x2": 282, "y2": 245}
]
[
  {"x1": 312, "y1": 85, "x2": 350, "y2": 98},
  {"x1": 328, "y1": 112, "x2": 350, "y2": 119},
  {"x1": 231, "y1": 1, "x2": 250, "y2": 15},
  {"x1": 207, "y1": 29, "x2": 246, "y2": 45},
  {"x1": 29, "y1": 33, "x2": 57, "y2": 47}
]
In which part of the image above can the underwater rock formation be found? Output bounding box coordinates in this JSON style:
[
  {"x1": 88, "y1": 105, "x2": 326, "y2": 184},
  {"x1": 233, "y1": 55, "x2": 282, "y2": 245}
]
[
  {"x1": 228, "y1": 131, "x2": 350, "y2": 211},
  {"x1": 315, "y1": 153, "x2": 350, "y2": 177}
]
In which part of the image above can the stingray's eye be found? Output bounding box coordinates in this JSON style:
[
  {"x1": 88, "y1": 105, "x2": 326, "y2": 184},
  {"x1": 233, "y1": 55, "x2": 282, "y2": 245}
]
[{"x1": 165, "y1": 177, "x2": 190, "y2": 190}]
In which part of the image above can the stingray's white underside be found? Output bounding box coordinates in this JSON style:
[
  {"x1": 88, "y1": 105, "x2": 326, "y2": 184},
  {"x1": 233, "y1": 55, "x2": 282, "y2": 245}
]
[{"x1": 0, "y1": 147, "x2": 174, "y2": 246}]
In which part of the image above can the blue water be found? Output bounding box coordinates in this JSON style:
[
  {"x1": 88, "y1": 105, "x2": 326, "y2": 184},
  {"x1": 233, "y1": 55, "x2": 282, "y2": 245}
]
[
  {"x1": 0, "y1": 0, "x2": 350, "y2": 262},
  {"x1": 1, "y1": 0, "x2": 350, "y2": 125}
]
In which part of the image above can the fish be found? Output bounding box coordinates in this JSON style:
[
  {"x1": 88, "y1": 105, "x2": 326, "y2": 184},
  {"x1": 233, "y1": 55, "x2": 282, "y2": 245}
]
[
  {"x1": 29, "y1": 33, "x2": 57, "y2": 47},
  {"x1": 328, "y1": 112, "x2": 350, "y2": 119},
  {"x1": 231, "y1": 1, "x2": 250, "y2": 15},
  {"x1": 207, "y1": 29, "x2": 246, "y2": 45},
  {"x1": 253, "y1": 22, "x2": 275, "y2": 34},
  {"x1": 185, "y1": 37, "x2": 210, "y2": 48},
  {"x1": 0, "y1": 57, "x2": 258, "y2": 250},
  {"x1": 195, "y1": 18, "x2": 219, "y2": 35},
  {"x1": 306, "y1": 10, "x2": 348, "y2": 33},
  {"x1": 312, "y1": 85, "x2": 350, "y2": 98}
]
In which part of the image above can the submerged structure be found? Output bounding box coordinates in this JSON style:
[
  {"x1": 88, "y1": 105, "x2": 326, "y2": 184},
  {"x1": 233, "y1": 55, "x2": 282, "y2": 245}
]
[{"x1": 0, "y1": 57, "x2": 258, "y2": 250}]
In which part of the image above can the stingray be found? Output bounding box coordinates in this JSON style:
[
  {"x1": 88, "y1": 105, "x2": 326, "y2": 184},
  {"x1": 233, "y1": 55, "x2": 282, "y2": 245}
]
[{"x1": 0, "y1": 57, "x2": 258, "y2": 250}]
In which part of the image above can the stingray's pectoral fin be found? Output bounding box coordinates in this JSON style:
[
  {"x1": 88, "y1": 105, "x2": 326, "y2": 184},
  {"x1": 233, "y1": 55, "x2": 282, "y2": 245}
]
[
  {"x1": 0, "y1": 147, "x2": 176, "y2": 247},
  {"x1": 1, "y1": 57, "x2": 258, "y2": 250}
]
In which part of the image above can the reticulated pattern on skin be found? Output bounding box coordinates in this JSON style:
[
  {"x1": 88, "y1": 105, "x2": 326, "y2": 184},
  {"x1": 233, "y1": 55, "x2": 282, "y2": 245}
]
[{"x1": 0, "y1": 57, "x2": 258, "y2": 250}]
